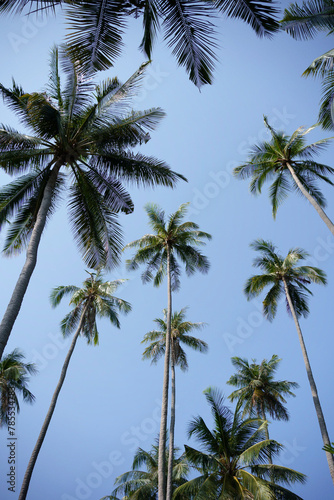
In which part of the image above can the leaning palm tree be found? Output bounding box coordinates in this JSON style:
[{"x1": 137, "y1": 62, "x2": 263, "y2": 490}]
[
  {"x1": 125, "y1": 202, "x2": 211, "y2": 500},
  {"x1": 173, "y1": 387, "x2": 306, "y2": 499},
  {"x1": 18, "y1": 271, "x2": 131, "y2": 500},
  {"x1": 142, "y1": 307, "x2": 207, "y2": 499},
  {"x1": 245, "y1": 239, "x2": 334, "y2": 484},
  {"x1": 102, "y1": 439, "x2": 190, "y2": 500},
  {"x1": 227, "y1": 355, "x2": 299, "y2": 463},
  {"x1": 233, "y1": 116, "x2": 334, "y2": 234},
  {"x1": 0, "y1": 1, "x2": 279, "y2": 88},
  {"x1": 0, "y1": 348, "x2": 36, "y2": 425},
  {"x1": 0, "y1": 46, "x2": 183, "y2": 359}
]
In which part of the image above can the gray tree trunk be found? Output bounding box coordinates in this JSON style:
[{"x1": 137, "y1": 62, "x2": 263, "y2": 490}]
[
  {"x1": 18, "y1": 306, "x2": 87, "y2": 500},
  {"x1": 286, "y1": 162, "x2": 334, "y2": 236},
  {"x1": 0, "y1": 162, "x2": 61, "y2": 359},
  {"x1": 283, "y1": 278, "x2": 334, "y2": 484},
  {"x1": 158, "y1": 245, "x2": 172, "y2": 500},
  {"x1": 166, "y1": 344, "x2": 176, "y2": 500}
]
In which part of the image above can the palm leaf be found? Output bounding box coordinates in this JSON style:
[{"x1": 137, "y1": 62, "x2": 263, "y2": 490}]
[
  {"x1": 65, "y1": 0, "x2": 126, "y2": 72},
  {"x1": 161, "y1": 0, "x2": 217, "y2": 88}
]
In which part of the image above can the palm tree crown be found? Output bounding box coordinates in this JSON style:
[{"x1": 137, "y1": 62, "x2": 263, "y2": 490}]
[
  {"x1": 50, "y1": 271, "x2": 132, "y2": 342},
  {"x1": 142, "y1": 307, "x2": 208, "y2": 369},
  {"x1": 0, "y1": 1, "x2": 279, "y2": 88},
  {"x1": 104, "y1": 440, "x2": 190, "y2": 500},
  {"x1": 244, "y1": 239, "x2": 326, "y2": 321},
  {"x1": 0, "y1": 348, "x2": 37, "y2": 425},
  {"x1": 233, "y1": 117, "x2": 334, "y2": 221},
  {"x1": 125, "y1": 202, "x2": 211, "y2": 290},
  {"x1": 173, "y1": 387, "x2": 306, "y2": 500},
  {"x1": 0, "y1": 48, "x2": 183, "y2": 268},
  {"x1": 227, "y1": 355, "x2": 298, "y2": 422}
]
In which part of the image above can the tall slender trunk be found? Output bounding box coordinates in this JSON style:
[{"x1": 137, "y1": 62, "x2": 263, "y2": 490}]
[
  {"x1": 166, "y1": 344, "x2": 176, "y2": 500},
  {"x1": 283, "y1": 278, "x2": 334, "y2": 484},
  {"x1": 0, "y1": 162, "x2": 61, "y2": 359},
  {"x1": 18, "y1": 307, "x2": 87, "y2": 500},
  {"x1": 286, "y1": 162, "x2": 334, "y2": 236},
  {"x1": 260, "y1": 404, "x2": 272, "y2": 465},
  {"x1": 158, "y1": 245, "x2": 172, "y2": 500}
]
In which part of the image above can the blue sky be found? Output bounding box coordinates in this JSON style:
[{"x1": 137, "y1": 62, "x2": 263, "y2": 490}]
[{"x1": 0, "y1": 3, "x2": 334, "y2": 499}]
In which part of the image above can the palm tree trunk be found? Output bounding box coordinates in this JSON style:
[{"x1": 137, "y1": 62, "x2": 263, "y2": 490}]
[
  {"x1": 286, "y1": 162, "x2": 334, "y2": 236},
  {"x1": 158, "y1": 245, "x2": 172, "y2": 500},
  {"x1": 18, "y1": 306, "x2": 87, "y2": 500},
  {"x1": 166, "y1": 346, "x2": 176, "y2": 500},
  {"x1": 283, "y1": 278, "x2": 334, "y2": 484},
  {"x1": 0, "y1": 162, "x2": 61, "y2": 359}
]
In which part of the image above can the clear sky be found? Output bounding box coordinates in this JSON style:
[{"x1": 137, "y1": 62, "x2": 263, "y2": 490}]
[{"x1": 0, "y1": 3, "x2": 334, "y2": 500}]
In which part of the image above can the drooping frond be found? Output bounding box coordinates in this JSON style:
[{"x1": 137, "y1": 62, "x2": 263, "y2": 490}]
[
  {"x1": 65, "y1": 0, "x2": 126, "y2": 73},
  {"x1": 215, "y1": 0, "x2": 279, "y2": 38},
  {"x1": 161, "y1": 0, "x2": 218, "y2": 88}
]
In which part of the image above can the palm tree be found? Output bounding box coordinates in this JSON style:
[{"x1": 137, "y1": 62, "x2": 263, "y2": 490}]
[
  {"x1": 0, "y1": 348, "x2": 36, "y2": 425},
  {"x1": 245, "y1": 238, "x2": 334, "y2": 484},
  {"x1": 173, "y1": 387, "x2": 306, "y2": 499},
  {"x1": 142, "y1": 307, "x2": 208, "y2": 499},
  {"x1": 125, "y1": 202, "x2": 211, "y2": 500},
  {"x1": 0, "y1": 46, "x2": 183, "y2": 360},
  {"x1": 0, "y1": 1, "x2": 279, "y2": 88},
  {"x1": 18, "y1": 271, "x2": 131, "y2": 500},
  {"x1": 233, "y1": 116, "x2": 334, "y2": 234},
  {"x1": 102, "y1": 439, "x2": 190, "y2": 500},
  {"x1": 227, "y1": 355, "x2": 299, "y2": 463}
]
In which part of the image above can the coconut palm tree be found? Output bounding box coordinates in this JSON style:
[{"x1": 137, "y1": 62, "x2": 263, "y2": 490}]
[
  {"x1": 173, "y1": 387, "x2": 306, "y2": 499},
  {"x1": 227, "y1": 355, "x2": 299, "y2": 463},
  {"x1": 0, "y1": 348, "x2": 36, "y2": 425},
  {"x1": 245, "y1": 239, "x2": 334, "y2": 484},
  {"x1": 125, "y1": 202, "x2": 211, "y2": 500},
  {"x1": 142, "y1": 307, "x2": 208, "y2": 499},
  {"x1": 18, "y1": 271, "x2": 131, "y2": 500},
  {"x1": 102, "y1": 439, "x2": 190, "y2": 500},
  {"x1": 0, "y1": 0, "x2": 279, "y2": 88},
  {"x1": 0, "y1": 46, "x2": 183, "y2": 360},
  {"x1": 233, "y1": 116, "x2": 334, "y2": 234}
]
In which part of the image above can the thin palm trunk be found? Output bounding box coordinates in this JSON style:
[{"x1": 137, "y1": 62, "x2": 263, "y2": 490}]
[
  {"x1": 0, "y1": 162, "x2": 61, "y2": 359},
  {"x1": 286, "y1": 162, "x2": 334, "y2": 236},
  {"x1": 166, "y1": 345, "x2": 176, "y2": 500},
  {"x1": 260, "y1": 404, "x2": 272, "y2": 465},
  {"x1": 158, "y1": 245, "x2": 172, "y2": 500},
  {"x1": 18, "y1": 304, "x2": 88, "y2": 500},
  {"x1": 283, "y1": 277, "x2": 334, "y2": 484}
]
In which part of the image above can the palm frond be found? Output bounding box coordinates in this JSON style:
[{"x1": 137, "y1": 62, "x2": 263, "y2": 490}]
[
  {"x1": 215, "y1": 0, "x2": 279, "y2": 37},
  {"x1": 65, "y1": 0, "x2": 126, "y2": 72},
  {"x1": 161, "y1": 0, "x2": 218, "y2": 88}
]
